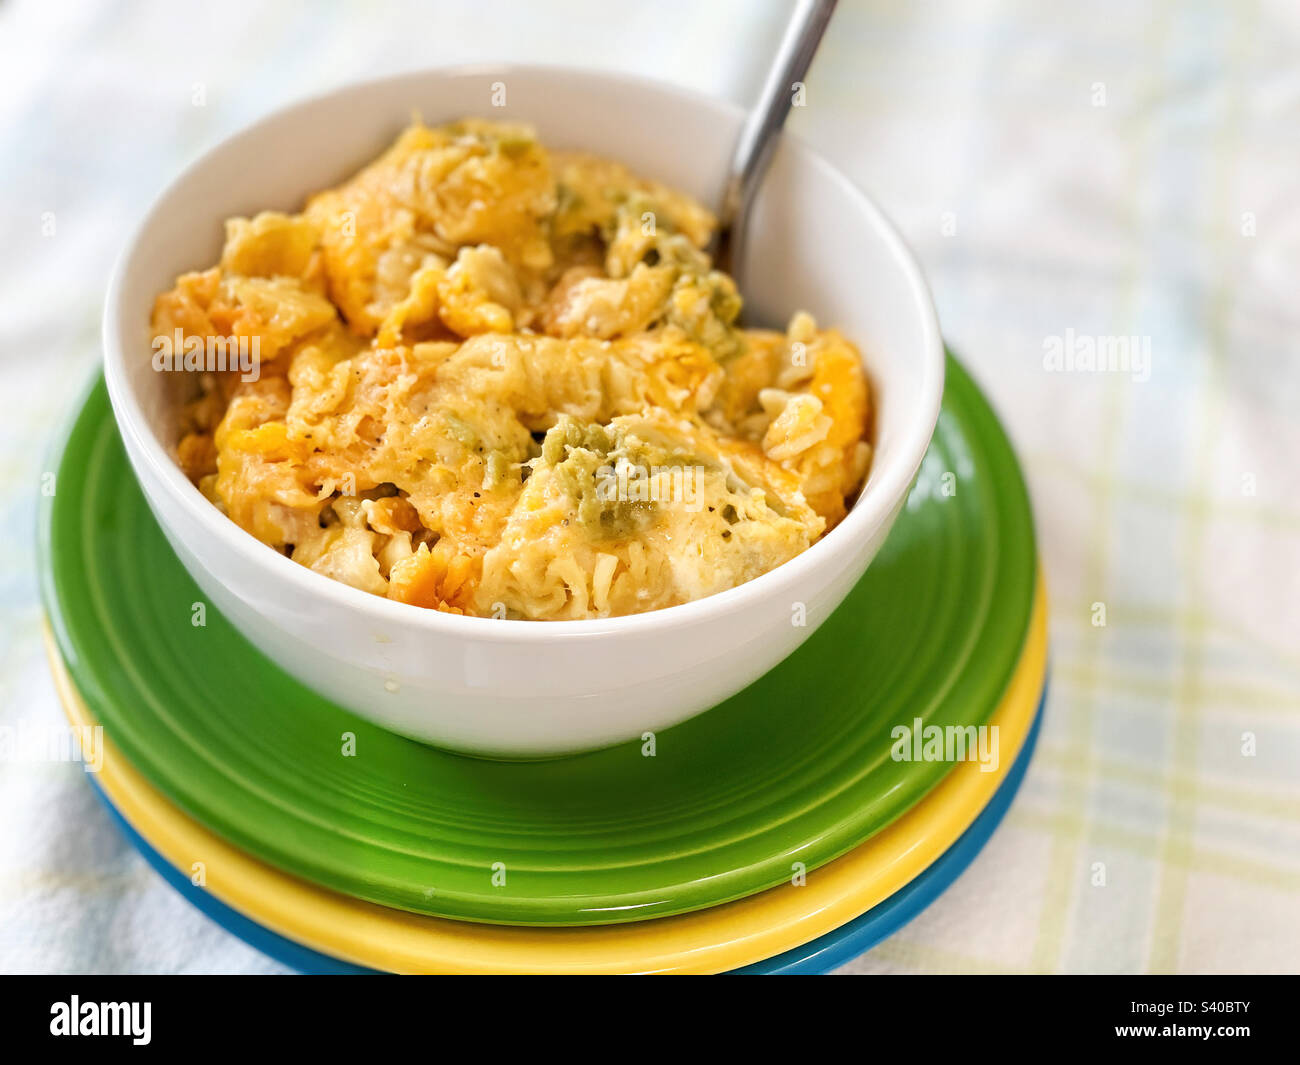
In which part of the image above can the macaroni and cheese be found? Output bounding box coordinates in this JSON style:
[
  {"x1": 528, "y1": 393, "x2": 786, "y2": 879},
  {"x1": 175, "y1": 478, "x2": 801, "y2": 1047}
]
[{"x1": 153, "y1": 119, "x2": 872, "y2": 620}]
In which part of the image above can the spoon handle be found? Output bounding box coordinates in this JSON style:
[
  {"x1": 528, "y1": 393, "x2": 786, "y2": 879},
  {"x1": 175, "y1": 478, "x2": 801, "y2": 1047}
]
[{"x1": 712, "y1": 0, "x2": 838, "y2": 276}]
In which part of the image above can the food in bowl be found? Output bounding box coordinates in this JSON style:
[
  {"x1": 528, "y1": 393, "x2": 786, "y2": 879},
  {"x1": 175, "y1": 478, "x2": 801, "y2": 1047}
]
[{"x1": 151, "y1": 118, "x2": 872, "y2": 620}]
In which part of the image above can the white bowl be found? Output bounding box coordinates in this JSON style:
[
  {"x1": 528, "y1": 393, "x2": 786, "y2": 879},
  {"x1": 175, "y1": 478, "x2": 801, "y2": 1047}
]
[{"x1": 103, "y1": 64, "x2": 944, "y2": 757}]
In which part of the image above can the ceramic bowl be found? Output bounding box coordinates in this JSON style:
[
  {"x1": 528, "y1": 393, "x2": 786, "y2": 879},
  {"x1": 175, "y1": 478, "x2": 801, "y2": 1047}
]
[{"x1": 103, "y1": 64, "x2": 944, "y2": 756}]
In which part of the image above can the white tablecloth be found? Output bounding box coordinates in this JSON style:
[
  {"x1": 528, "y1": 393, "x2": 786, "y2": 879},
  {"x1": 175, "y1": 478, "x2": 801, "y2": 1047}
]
[{"x1": 2, "y1": 0, "x2": 1297, "y2": 974}]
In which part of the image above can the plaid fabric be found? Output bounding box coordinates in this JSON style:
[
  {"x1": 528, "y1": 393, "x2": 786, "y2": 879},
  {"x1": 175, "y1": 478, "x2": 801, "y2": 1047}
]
[{"x1": 1, "y1": 0, "x2": 1296, "y2": 974}]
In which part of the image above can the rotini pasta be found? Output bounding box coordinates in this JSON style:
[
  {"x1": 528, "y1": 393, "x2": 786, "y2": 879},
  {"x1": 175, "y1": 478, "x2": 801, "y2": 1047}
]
[{"x1": 153, "y1": 119, "x2": 873, "y2": 619}]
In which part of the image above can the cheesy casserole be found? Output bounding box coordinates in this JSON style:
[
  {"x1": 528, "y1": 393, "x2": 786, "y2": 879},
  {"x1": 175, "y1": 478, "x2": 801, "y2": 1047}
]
[{"x1": 153, "y1": 119, "x2": 873, "y2": 620}]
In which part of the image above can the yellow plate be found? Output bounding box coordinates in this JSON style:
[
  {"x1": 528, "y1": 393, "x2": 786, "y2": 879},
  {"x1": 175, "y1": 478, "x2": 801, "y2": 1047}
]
[{"x1": 50, "y1": 579, "x2": 1046, "y2": 974}]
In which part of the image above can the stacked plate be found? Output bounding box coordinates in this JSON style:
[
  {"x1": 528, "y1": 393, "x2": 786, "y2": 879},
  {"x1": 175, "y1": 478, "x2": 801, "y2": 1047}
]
[{"x1": 38, "y1": 352, "x2": 1044, "y2": 974}]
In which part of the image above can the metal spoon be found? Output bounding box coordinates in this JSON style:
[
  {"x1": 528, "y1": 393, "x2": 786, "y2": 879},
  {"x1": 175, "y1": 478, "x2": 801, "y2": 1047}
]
[{"x1": 710, "y1": 0, "x2": 838, "y2": 281}]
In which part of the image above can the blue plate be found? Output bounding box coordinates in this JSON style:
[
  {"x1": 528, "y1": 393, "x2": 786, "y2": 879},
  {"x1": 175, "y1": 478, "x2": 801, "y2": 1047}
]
[{"x1": 87, "y1": 684, "x2": 1045, "y2": 975}]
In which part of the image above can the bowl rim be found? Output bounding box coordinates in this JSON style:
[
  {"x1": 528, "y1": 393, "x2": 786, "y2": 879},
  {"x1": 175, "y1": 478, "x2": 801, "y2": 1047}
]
[{"x1": 103, "y1": 61, "x2": 944, "y2": 641}]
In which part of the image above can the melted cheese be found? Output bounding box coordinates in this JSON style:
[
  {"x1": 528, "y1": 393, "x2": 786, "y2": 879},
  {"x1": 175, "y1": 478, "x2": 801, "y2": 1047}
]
[{"x1": 155, "y1": 119, "x2": 873, "y2": 619}]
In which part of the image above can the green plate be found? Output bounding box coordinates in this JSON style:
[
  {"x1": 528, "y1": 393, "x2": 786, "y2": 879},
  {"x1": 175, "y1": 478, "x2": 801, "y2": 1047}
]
[{"x1": 39, "y1": 353, "x2": 1035, "y2": 925}]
